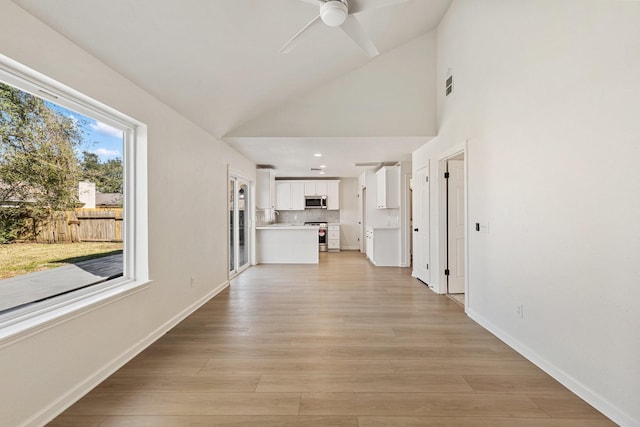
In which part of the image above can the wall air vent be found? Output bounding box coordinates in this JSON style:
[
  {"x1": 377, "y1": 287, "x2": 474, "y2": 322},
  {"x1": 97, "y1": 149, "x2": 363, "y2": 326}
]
[{"x1": 446, "y1": 71, "x2": 453, "y2": 96}]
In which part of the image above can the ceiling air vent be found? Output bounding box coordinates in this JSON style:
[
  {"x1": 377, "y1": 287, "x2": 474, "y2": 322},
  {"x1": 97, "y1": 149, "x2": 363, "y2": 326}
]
[{"x1": 310, "y1": 168, "x2": 322, "y2": 171}]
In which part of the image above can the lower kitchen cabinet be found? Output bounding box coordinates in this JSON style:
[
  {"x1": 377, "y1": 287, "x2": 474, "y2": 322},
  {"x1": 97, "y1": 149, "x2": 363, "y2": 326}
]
[
  {"x1": 365, "y1": 226, "x2": 400, "y2": 266},
  {"x1": 328, "y1": 224, "x2": 340, "y2": 251}
]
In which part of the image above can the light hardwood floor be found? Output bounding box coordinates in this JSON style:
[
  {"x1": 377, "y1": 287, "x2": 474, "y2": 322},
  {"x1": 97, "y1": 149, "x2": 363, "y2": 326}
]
[{"x1": 49, "y1": 251, "x2": 615, "y2": 426}]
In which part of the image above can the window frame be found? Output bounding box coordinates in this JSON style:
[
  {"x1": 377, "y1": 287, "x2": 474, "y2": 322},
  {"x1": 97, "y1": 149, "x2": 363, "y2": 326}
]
[{"x1": 0, "y1": 54, "x2": 149, "y2": 346}]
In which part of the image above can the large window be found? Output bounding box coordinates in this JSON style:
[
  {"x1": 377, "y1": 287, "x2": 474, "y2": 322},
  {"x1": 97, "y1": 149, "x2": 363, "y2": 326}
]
[{"x1": 0, "y1": 55, "x2": 148, "y2": 334}]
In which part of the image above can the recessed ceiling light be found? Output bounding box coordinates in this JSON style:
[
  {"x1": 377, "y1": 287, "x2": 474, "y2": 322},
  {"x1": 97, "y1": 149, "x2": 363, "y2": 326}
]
[
  {"x1": 320, "y1": 165, "x2": 326, "y2": 168},
  {"x1": 319, "y1": 171, "x2": 325, "y2": 175},
  {"x1": 314, "y1": 153, "x2": 322, "y2": 157}
]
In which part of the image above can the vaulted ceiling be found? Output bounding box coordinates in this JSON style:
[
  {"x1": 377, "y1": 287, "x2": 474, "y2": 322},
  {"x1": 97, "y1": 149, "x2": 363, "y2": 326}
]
[{"x1": 14, "y1": 0, "x2": 452, "y2": 177}]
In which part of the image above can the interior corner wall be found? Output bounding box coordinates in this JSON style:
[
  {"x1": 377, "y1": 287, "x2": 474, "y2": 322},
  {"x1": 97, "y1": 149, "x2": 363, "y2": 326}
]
[
  {"x1": 415, "y1": 0, "x2": 640, "y2": 424},
  {"x1": 0, "y1": 2, "x2": 255, "y2": 426},
  {"x1": 339, "y1": 178, "x2": 359, "y2": 250},
  {"x1": 399, "y1": 161, "x2": 412, "y2": 267}
]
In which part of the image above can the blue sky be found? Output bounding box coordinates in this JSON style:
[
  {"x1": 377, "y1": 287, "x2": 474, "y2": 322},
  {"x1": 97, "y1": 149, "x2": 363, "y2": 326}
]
[{"x1": 46, "y1": 101, "x2": 123, "y2": 162}]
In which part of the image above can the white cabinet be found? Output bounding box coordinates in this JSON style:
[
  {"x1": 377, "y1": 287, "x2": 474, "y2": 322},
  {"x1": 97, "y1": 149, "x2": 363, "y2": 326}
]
[
  {"x1": 275, "y1": 182, "x2": 290, "y2": 210},
  {"x1": 365, "y1": 226, "x2": 400, "y2": 266},
  {"x1": 376, "y1": 166, "x2": 400, "y2": 209},
  {"x1": 304, "y1": 181, "x2": 328, "y2": 196},
  {"x1": 365, "y1": 227, "x2": 373, "y2": 260},
  {"x1": 327, "y1": 181, "x2": 340, "y2": 210},
  {"x1": 328, "y1": 224, "x2": 340, "y2": 251},
  {"x1": 256, "y1": 169, "x2": 276, "y2": 209},
  {"x1": 275, "y1": 182, "x2": 304, "y2": 210},
  {"x1": 291, "y1": 183, "x2": 305, "y2": 210}
]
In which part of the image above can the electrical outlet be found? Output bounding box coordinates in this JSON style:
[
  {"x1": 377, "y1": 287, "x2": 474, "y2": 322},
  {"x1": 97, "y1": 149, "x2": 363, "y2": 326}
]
[
  {"x1": 516, "y1": 304, "x2": 524, "y2": 319},
  {"x1": 190, "y1": 277, "x2": 196, "y2": 288}
]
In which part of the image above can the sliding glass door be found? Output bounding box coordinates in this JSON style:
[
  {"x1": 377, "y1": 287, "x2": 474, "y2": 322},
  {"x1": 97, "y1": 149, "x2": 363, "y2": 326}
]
[{"x1": 229, "y1": 175, "x2": 250, "y2": 276}]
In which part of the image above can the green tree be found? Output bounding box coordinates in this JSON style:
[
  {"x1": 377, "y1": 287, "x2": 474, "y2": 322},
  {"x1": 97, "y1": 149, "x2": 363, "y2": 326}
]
[
  {"x1": 0, "y1": 82, "x2": 81, "y2": 242},
  {"x1": 80, "y1": 151, "x2": 123, "y2": 193}
]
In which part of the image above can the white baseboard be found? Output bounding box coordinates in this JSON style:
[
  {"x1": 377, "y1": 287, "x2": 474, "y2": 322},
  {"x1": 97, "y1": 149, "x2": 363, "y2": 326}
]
[
  {"x1": 467, "y1": 308, "x2": 636, "y2": 427},
  {"x1": 27, "y1": 280, "x2": 229, "y2": 427}
]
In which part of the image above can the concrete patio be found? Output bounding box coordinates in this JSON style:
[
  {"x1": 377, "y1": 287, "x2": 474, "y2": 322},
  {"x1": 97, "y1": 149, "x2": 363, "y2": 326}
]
[{"x1": 0, "y1": 253, "x2": 123, "y2": 312}]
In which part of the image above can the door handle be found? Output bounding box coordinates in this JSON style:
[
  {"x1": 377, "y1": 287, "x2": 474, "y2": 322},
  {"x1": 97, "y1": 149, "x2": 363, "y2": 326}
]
[{"x1": 414, "y1": 228, "x2": 419, "y2": 232}]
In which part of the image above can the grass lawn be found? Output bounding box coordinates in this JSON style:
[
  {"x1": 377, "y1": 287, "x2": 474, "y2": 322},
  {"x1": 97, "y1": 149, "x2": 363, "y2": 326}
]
[{"x1": 0, "y1": 242, "x2": 123, "y2": 280}]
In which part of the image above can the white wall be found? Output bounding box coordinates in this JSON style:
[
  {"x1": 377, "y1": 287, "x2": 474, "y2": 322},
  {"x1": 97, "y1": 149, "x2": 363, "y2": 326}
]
[
  {"x1": 339, "y1": 178, "x2": 359, "y2": 250},
  {"x1": 399, "y1": 161, "x2": 412, "y2": 267},
  {"x1": 230, "y1": 32, "x2": 438, "y2": 138},
  {"x1": 414, "y1": 1, "x2": 640, "y2": 425},
  {"x1": 0, "y1": 2, "x2": 255, "y2": 426}
]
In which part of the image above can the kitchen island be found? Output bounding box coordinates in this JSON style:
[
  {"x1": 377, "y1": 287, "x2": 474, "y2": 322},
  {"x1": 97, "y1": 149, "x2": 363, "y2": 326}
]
[{"x1": 256, "y1": 224, "x2": 318, "y2": 264}]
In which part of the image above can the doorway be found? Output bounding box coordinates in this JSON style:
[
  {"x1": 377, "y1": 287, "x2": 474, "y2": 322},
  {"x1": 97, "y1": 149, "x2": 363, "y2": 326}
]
[
  {"x1": 445, "y1": 153, "x2": 465, "y2": 301},
  {"x1": 230, "y1": 175, "x2": 250, "y2": 277}
]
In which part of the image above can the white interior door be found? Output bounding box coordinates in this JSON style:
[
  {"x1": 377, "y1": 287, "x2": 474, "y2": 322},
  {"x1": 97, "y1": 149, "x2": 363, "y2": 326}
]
[
  {"x1": 361, "y1": 188, "x2": 367, "y2": 253},
  {"x1": 414, "y1": 166, "x2": 430, "y2": 283},
  {"x1": 447, "y1": 160, "x2": 465, "y2": 293}
]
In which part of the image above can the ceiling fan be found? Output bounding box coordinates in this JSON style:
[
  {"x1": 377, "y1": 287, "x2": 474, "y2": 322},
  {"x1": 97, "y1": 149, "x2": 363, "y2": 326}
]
[{"x1": 280, "y1": 0, "x2": 410, "y2": 58}]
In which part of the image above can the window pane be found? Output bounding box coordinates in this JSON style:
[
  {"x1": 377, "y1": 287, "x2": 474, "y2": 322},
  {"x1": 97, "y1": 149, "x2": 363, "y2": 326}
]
[
  {"x1": 229, "y1": 179, "x2": 235, "y2": 273},
  {"x1": 0, "y1": 81, "x2": 124, "y2": 314},
  {"x1": 238, "y1": 182, "x2": 248, "y2": 268}
]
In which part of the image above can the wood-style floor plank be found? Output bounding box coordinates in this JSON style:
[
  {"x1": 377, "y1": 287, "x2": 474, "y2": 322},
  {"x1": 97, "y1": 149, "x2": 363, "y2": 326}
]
[
  {"x1": 358, "y1": 417, "x2": 617, "y2": 427},
  {"x1": 49, "y1": 415, "x2": 359, "y2": 427},
  {"x1": 61, "y1": 392, "x2": 301, "y2": 416},
  {"x1": 48, "y1": 251, "x2": 615, "y2": 426},
  {"x1": 299, "y1": 392, "x2": 548, "y2": 417},
  {"x1": 256, "y1": 373, "x2": 473, "y2": 393}
]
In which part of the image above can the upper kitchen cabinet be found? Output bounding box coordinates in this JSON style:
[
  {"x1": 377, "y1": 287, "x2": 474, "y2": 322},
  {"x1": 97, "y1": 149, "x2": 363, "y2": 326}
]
[
  {"x1": 327, "y1": 180, "x2": 340, "y2": 210},
  {"x1": 304, "y1": 181, "x2": 328, "y2": 196},
  {"x1": 275, "y1": 181, "x2": 305, "y2": 210},
  {"x1": 256, "y1": 169, "x2": 276, "y2": 210},
  {"x1": 376, "y1": 166, "x2": 400, "y2": 209}
]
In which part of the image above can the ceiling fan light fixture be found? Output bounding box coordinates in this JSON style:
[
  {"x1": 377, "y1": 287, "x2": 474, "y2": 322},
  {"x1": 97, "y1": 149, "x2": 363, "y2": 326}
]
[{"x1": 320, "y1": 1, "x2": 348, "y2": 27}]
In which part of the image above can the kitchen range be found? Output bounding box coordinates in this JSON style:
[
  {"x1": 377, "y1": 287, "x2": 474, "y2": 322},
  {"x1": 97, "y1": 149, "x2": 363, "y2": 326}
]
[{"x1": 305, "y1": 221, "x2": 328, "y2": 252}]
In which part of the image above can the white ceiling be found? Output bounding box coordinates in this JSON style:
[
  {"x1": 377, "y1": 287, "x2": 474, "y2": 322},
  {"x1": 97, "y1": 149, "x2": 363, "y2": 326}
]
[{"x1": 14, "y1": 0, "x2": 451, "y2": 178}]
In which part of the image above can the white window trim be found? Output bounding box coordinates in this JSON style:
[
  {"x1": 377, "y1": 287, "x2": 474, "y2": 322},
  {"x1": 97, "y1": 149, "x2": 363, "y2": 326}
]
[{"x1": 0, "y1": 54, "x2": 150, "y2": 348}]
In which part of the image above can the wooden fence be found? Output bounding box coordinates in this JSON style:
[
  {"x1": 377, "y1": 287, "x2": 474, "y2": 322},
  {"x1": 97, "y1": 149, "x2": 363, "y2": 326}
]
[{"x1": 32, "y1": 208, "x2": 123, "y2": 243}]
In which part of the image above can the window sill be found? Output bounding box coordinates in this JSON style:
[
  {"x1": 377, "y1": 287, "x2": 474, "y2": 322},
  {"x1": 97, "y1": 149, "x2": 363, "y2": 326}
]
[{"x1": 0, "y1": 278, "x2": 152, "y2": 349}]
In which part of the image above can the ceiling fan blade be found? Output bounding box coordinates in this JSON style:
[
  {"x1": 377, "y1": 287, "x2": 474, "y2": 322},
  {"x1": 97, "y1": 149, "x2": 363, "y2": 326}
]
[
  {"x1": 280, "y1": 15, "x2": 323, "y2": 54},
  {"x1": 339, "y1": 15, "x2": 379, "y2": 57},
  {"x1": 349, "y1": 0, "x2": 411, "y2": 14}
]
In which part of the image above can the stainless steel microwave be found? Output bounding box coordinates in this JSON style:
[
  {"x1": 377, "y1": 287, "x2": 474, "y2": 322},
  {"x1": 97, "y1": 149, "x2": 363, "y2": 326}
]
[{"x1": 305, "y1": 196, "x2": 327, "y2": 209}]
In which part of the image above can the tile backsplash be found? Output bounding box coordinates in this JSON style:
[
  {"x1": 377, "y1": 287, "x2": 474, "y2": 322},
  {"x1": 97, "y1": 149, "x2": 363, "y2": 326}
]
[
  {"x1": 277, "y1": 210, "x2": 340, "y2": 224},
  {"x1": 256, "y1": 208, "x2": 276, "y2": 226}
]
